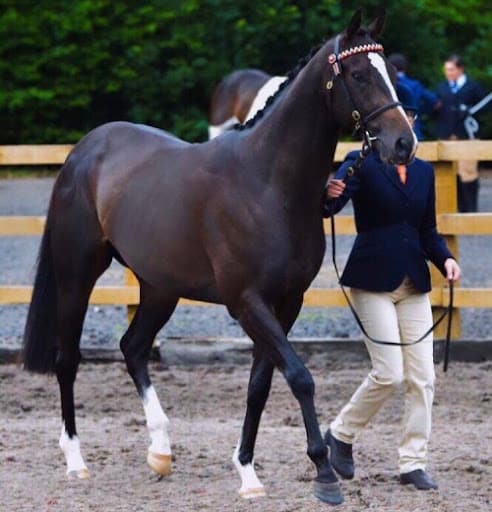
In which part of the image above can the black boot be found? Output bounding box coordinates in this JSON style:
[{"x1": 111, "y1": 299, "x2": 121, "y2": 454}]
[
  {"x1": 325, "y1": 430, "x2": 354, "y2": 480},
  {"x1": 400, "y1": 469, "x2": 438, "y2": 490},
  {"x1": 467, "y1": 178, "x2": 479, "y2": 212},
  {"x1": 458, "y1": 176, "x2": 479, "y2": 212}
]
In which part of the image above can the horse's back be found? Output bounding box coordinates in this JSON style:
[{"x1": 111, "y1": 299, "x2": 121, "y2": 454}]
[
  {"x1": 66, "y1": 120, "x2": 185, "y2": 183},
  {"x1": 74, "y1": 121, "x2": 188, "y2": 156}
]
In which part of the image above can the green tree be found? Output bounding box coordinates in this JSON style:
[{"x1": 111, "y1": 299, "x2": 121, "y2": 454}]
[{"x1": 0, "y1": 1, "x2": 490, "y2": 143}]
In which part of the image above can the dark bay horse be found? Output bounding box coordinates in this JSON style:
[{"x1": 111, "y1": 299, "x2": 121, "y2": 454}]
[
  {"x1": 23, "y1": 10, "x2": 416, "y2": 505},
  {"x1": 209, "y1": 69, "x2": 287, "y2": 138}
]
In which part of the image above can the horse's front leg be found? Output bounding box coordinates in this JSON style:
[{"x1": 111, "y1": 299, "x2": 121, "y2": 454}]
[
  {"x1": 233, "y1": 294, "x2": 304, "y2": 498},
  {"x1": 235, "y1": 291, "x2": 343, "y2": 505},
  {"x1": 233, "y1": 350, "x2": 273, "y2": 498}
]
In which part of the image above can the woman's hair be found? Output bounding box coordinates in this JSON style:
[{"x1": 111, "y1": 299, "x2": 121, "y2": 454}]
[{"x1": 445, "y1": 54, "x2": 464, "y2": 69}]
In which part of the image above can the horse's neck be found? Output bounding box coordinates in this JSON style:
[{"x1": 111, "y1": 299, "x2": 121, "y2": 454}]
[{"x1": 244, "y1": 49, "x2": 338, "y2": 207}]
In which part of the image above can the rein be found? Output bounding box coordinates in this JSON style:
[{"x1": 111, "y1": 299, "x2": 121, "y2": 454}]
[{"x1": 328, "y1": 146, "x2": 455, "y2": 372}]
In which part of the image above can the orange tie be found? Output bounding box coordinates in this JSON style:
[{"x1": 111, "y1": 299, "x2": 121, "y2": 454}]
[{"x1": 396, "y1": 165, "x2": 407, "y2": 185}]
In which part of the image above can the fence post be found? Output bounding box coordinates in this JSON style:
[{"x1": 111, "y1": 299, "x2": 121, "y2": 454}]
[{"x1": 432, "y1": 155, "x2": 461, "y2": 339}]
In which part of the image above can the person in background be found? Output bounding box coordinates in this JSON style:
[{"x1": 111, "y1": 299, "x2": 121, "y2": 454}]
[
  {"x1": 435, "y1": 54, "x2": 486, "y2": 212},
  {"x1": 388, "y1": 53, "x2": 440, "y2": 141},
  {"x1": 322, "y1": 83, "x2": 461, "y2": 491}
]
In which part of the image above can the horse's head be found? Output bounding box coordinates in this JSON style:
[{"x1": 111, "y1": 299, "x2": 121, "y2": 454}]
[{"x1": 325, "y1": 9, "x2": 417, "y2": 164}]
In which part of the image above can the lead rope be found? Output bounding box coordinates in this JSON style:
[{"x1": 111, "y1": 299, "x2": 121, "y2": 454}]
[{"x1": 329, "y1": 146, "x2": 454, "y2": 371}]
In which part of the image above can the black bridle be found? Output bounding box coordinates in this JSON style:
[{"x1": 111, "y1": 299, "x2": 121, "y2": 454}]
[
  {"x1": 326, "y1": 34, "x2": 402, "y2": 152},
  {"x1": 326, "y1": 35, "x2": 455, "y2": 371}
]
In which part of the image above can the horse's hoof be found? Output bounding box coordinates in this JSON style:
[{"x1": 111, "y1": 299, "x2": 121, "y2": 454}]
[
  {"x1": 239, "y1": 486, "x2": 266, "y2": 499},
  {"x1": 67, "y1": 468, "x2": 90, "y2": 480},
  {"x1": 147, "y1": 451, "x2": 172, "y2": 476},
  {"x1": 313, "y1": 480, "x2": 344, "y2": 505}
]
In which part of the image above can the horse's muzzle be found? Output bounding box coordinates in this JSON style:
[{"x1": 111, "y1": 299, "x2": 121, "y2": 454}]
[{"x1": 394, "y1": 136, "x2": 414, "y2": 164}]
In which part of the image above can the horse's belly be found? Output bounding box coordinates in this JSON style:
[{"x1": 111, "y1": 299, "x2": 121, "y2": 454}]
[
  {"x1": 104, "y1": 190, "x2": 216, "y2": 295},
  {"x1": 111, "y1": 219, "x2": 216, "y2": 295}
]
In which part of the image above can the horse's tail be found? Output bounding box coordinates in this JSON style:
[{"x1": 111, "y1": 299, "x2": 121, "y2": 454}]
[{"x1": 22, "y1": 211, "x2": 58, "y2": 374}]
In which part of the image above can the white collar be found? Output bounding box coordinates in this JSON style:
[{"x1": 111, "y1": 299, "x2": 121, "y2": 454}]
[{"x1": 450, "y1": 74, "x2": 467, "y2": 90}]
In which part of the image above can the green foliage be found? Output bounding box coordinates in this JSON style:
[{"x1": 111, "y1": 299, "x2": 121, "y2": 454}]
[{"x1": 0, "y1": 0, "x2": 490, "y2": 143}]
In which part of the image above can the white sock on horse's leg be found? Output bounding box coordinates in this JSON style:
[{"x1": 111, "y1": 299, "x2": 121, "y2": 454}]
[
  {"x1": 142, "y1": 385, "x2": 172, "y2": 476},
  {"x1": 232, "y1": 439, "x2": 266, "y2": 498},
  {"x1": 59, "y1": 424, "x2": 89, "y2": 479}
]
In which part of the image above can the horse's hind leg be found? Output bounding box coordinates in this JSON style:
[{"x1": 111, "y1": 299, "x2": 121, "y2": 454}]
[
  {"x1": 56, "y1": 277, "x2": 105, "y2": 479},
  {"x1": 48, "y1": 178, "x2": 113, "y2": 478},
  {"x1": 54, "y1": 244, "x2": 112, "y2": 479},
  {"x1": 119, "y1": 283, "x2": 178, "y2": 476},
  {"x1": 233, "y1": 294, "x2": 302, "y2": 498}
]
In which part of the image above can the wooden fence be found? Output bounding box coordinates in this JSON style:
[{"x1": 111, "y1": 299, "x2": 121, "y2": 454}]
[{"x1": 1, "y1": 140, "x2": 492, "y2": 339}]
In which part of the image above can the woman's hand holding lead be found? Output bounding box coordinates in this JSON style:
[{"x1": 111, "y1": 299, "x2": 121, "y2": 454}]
[
  {"x1": 326, "y1": 179, "x2": 346, "y2": 199},
  {"x1": 444, "y1": 258, "x2": 461, "y2": 281}
]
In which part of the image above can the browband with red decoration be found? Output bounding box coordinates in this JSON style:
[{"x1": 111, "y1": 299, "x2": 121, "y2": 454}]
[
  {"x1": 338, "y1": 43, "x2": 384, "y2": 61},
  {"x1": 328, "y1": 42, "x2": 384, "y2": 76},
  {"x1": 328, "y1": 43, "x2": 384, "y2": 75}
]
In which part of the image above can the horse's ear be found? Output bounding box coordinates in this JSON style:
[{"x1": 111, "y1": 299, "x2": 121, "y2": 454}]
[
  {"x1": 368, "y1": 9, "x2": 386, "y2": 39},
  {"x1": 346, "y1": 8, "x2": 363, "y2": 40}
]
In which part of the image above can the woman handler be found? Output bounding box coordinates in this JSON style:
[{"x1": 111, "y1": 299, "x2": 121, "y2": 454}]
[{"x1": 323, "y1": 84, "x2": 461, "y2": 490}]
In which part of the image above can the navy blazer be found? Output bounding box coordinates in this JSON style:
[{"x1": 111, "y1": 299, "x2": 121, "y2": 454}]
[
  {"x1": 435, "y1": 78, "x2": 486, "y2": 139},
  {"x1": 323, "y1": 151, "x2": 453, "y2": 293}
]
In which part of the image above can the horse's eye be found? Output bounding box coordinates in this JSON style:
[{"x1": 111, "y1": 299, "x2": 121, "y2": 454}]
[{"x1": 351, "y1": 71, "x2": 364, "y2": 82}]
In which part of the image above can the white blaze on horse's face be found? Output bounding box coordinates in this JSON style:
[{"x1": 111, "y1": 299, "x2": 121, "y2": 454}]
[{"x1": 367, "y1": 52, "x2": 418, "y2": 157}]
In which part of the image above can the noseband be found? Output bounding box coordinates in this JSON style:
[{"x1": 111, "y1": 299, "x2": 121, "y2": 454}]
[{"x1": 326, "y1": 34, "x2": 402, "y2": 150}]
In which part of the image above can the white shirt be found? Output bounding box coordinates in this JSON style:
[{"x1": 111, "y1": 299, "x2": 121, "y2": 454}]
[{"x1": 449, "y1": 74, "x2": 467, "y2": 92}]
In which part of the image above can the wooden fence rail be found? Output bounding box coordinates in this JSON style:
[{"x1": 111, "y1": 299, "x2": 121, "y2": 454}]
[{"x1": 2, "y1": 140, "x2": 492, "y2": 339}]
